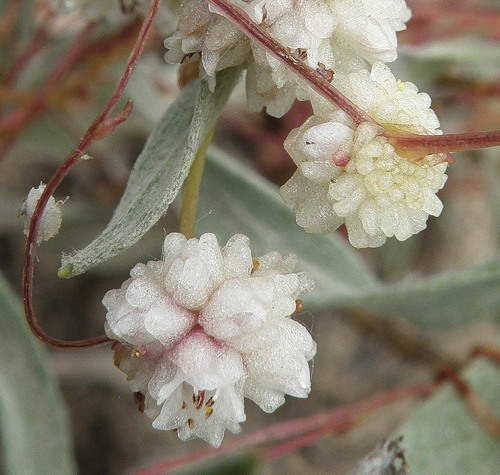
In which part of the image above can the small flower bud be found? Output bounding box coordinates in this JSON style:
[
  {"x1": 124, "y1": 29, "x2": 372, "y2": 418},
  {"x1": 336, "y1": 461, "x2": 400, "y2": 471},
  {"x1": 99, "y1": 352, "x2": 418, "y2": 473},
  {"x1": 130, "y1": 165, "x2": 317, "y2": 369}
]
[{"x1": 21, "y1": 184, "x2": 65, "y2": 244}]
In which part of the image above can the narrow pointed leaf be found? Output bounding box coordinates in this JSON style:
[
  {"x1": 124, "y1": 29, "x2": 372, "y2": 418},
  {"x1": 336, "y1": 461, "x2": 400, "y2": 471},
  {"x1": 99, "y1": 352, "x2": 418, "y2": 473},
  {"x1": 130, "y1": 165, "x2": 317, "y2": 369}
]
[
  {"x1": 0, "y1": 272, "x2": 76, "y2": 475},
  {"x1": 350, "y1": 257, "x2": 500, "y2": 326},
  {"x1": 60, "y1": 69, "x2": 240, "y2": 277}
]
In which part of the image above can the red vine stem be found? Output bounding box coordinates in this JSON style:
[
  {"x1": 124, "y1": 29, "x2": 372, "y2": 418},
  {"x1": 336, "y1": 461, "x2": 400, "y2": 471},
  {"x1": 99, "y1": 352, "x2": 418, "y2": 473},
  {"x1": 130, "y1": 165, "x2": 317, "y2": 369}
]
[
  {"x1": 0, "y1": 21, "x2": 97, "y2": 157},
  {"x1": 22, "y1": 0, "x2": 160, "y2": 349},
  {"x1": 133, "y1": 383, "x2": 433, "y2": 475},
  {"x1": 387, "y1": 129, "x2": 500, "y2": 154},
  {"x1": 209, "y1": 0, "x2": 500, "y2": 154},
  {"x1": 0, "y1": 0, "x2": 22, "y2": 45},
  {"x1": 472, "y1": 344, "x2": 500, "y2": 364},
  {"x1": 2, "y1": 6, "x2": 53, "y2": 87},
  {"x1": 206, "y1": 0, "x2": 373, "y2": 125},
  {"x1": 259, "y1": 425, "x2": 333, "y2": 461},
  {"x1": 437, "y1": 365, "x2": 500, "y2": 438}
]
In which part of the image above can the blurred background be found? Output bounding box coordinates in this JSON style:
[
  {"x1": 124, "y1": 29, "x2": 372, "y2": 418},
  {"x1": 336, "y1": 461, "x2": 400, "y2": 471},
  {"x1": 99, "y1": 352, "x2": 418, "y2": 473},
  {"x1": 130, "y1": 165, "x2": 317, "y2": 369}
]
[{"x1": 0, "y1": 0, "x2": 499, "y2": 473}]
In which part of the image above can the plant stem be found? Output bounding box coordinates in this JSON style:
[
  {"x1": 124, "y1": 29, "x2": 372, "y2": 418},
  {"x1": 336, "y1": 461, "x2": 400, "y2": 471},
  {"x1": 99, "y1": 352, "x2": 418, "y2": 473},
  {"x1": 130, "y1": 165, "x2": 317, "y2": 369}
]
[
  {"x1": 437, "y1": 365, "x2": 500, "y2": 438},
  {"x1": 387, "y1": 129, "x2": 500, "y2": 155},
  {"x1": 207, "y1": 0, "x2": 374, "y2": 125},
  {"x1": 2, "y1": 5, "x2": 52, "y2": 87},
  {"x1": 209, "y1": 0, "x2": 500, "y2": 156},
  {"x1": 0, "y1": 21, "x2": 96, "y2": 158},
  {"x1": 179, "y1": 128, "x2": 214, "y2": 239},
  {"x1": 22, "y1": 0, "x2": 160, "y2": 349}
]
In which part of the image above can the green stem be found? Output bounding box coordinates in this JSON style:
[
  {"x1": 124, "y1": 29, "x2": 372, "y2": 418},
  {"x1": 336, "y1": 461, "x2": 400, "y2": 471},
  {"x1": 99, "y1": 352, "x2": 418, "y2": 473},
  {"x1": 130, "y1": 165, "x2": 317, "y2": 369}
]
[{"x1": 179, "y1": 128, "x2": 214, "y2": 238}]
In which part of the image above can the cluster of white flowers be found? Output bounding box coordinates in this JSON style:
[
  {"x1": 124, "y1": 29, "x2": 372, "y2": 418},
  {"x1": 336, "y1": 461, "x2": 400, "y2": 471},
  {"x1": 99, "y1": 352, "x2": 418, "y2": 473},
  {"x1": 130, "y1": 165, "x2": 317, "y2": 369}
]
[
  {"x1": 104, "y1": 232, "x2": 315, "y2": 447},
  {"x1": 280, "y1": 63, "x2": 448, "y2": 248},
  {"x1": 40, "y1": 0, "x2": 455, "y2": 452},
  {"x1": 21, "y1": 184, "x2": 65, "y2": 244},
  {"x1": 164, "y1": 0, "x2": 410, "y2": 116},
  {"x1": 49, "y1": 0, "x2": 449, "y2": 248},
  {"x1": 164, "y1": 0, "x2": 452, "y2": 247}
]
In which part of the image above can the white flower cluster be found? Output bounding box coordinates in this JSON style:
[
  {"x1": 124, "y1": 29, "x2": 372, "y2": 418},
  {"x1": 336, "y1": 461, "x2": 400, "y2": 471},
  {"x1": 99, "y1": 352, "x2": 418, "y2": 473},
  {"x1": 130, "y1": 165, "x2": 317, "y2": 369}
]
[
  {"x1": 164, "y1": 0, "x2": 410, "y2": 116},
  {"x1": 21, "y1": 184, "x2": 64, "y2": 244},
  {"x1": 104, "y1": 232, "x2": 315, "y2": 447},
  {"x1": 280, "y1": 63, "x2": 448, "y2": 248},
  {"x1": 165, "y1": 0, "x2": 453, "y2": 247}
]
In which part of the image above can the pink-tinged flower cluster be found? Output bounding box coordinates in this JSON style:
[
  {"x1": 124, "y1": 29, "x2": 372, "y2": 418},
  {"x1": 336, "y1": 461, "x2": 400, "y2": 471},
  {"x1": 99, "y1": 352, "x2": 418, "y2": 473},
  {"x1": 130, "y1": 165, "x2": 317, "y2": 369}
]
[{"x1": 104, "y1": 232, "x2": 315, "y2": 447}]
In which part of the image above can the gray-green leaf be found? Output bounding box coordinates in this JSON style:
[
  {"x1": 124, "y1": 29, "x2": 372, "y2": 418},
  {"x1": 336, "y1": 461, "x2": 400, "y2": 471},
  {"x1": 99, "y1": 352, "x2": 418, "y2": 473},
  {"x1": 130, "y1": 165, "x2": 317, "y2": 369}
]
[
  {"x1": 60, "y1": 69, "x2": 240, "y2": 278},
  {"x1": 398, "y1": 358, "x2": 500, "y2": 474},
  {"x1": 350, "y1": 257, "x2": 500, "y2": 327},
  {"x1": 0, "y1": 272, "x2": 76, "y2": 475}
]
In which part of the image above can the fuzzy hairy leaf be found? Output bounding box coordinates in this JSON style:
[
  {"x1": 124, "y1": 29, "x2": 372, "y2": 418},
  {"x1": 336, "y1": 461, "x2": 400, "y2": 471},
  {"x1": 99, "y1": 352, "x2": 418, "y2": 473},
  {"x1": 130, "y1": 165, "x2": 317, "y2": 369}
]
[
  {"x1": 398, "y1": 359, "x2": 500, "y2": 474},
  {"x1": 351, "y1": 258, "x2": 500, "y2": 326},
  {"x1": 0, "y1": 272, "x2": 76, "y2": 475},
  {"x1": 60, "y1": 69, "x2": 240, "y2": 277}
]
